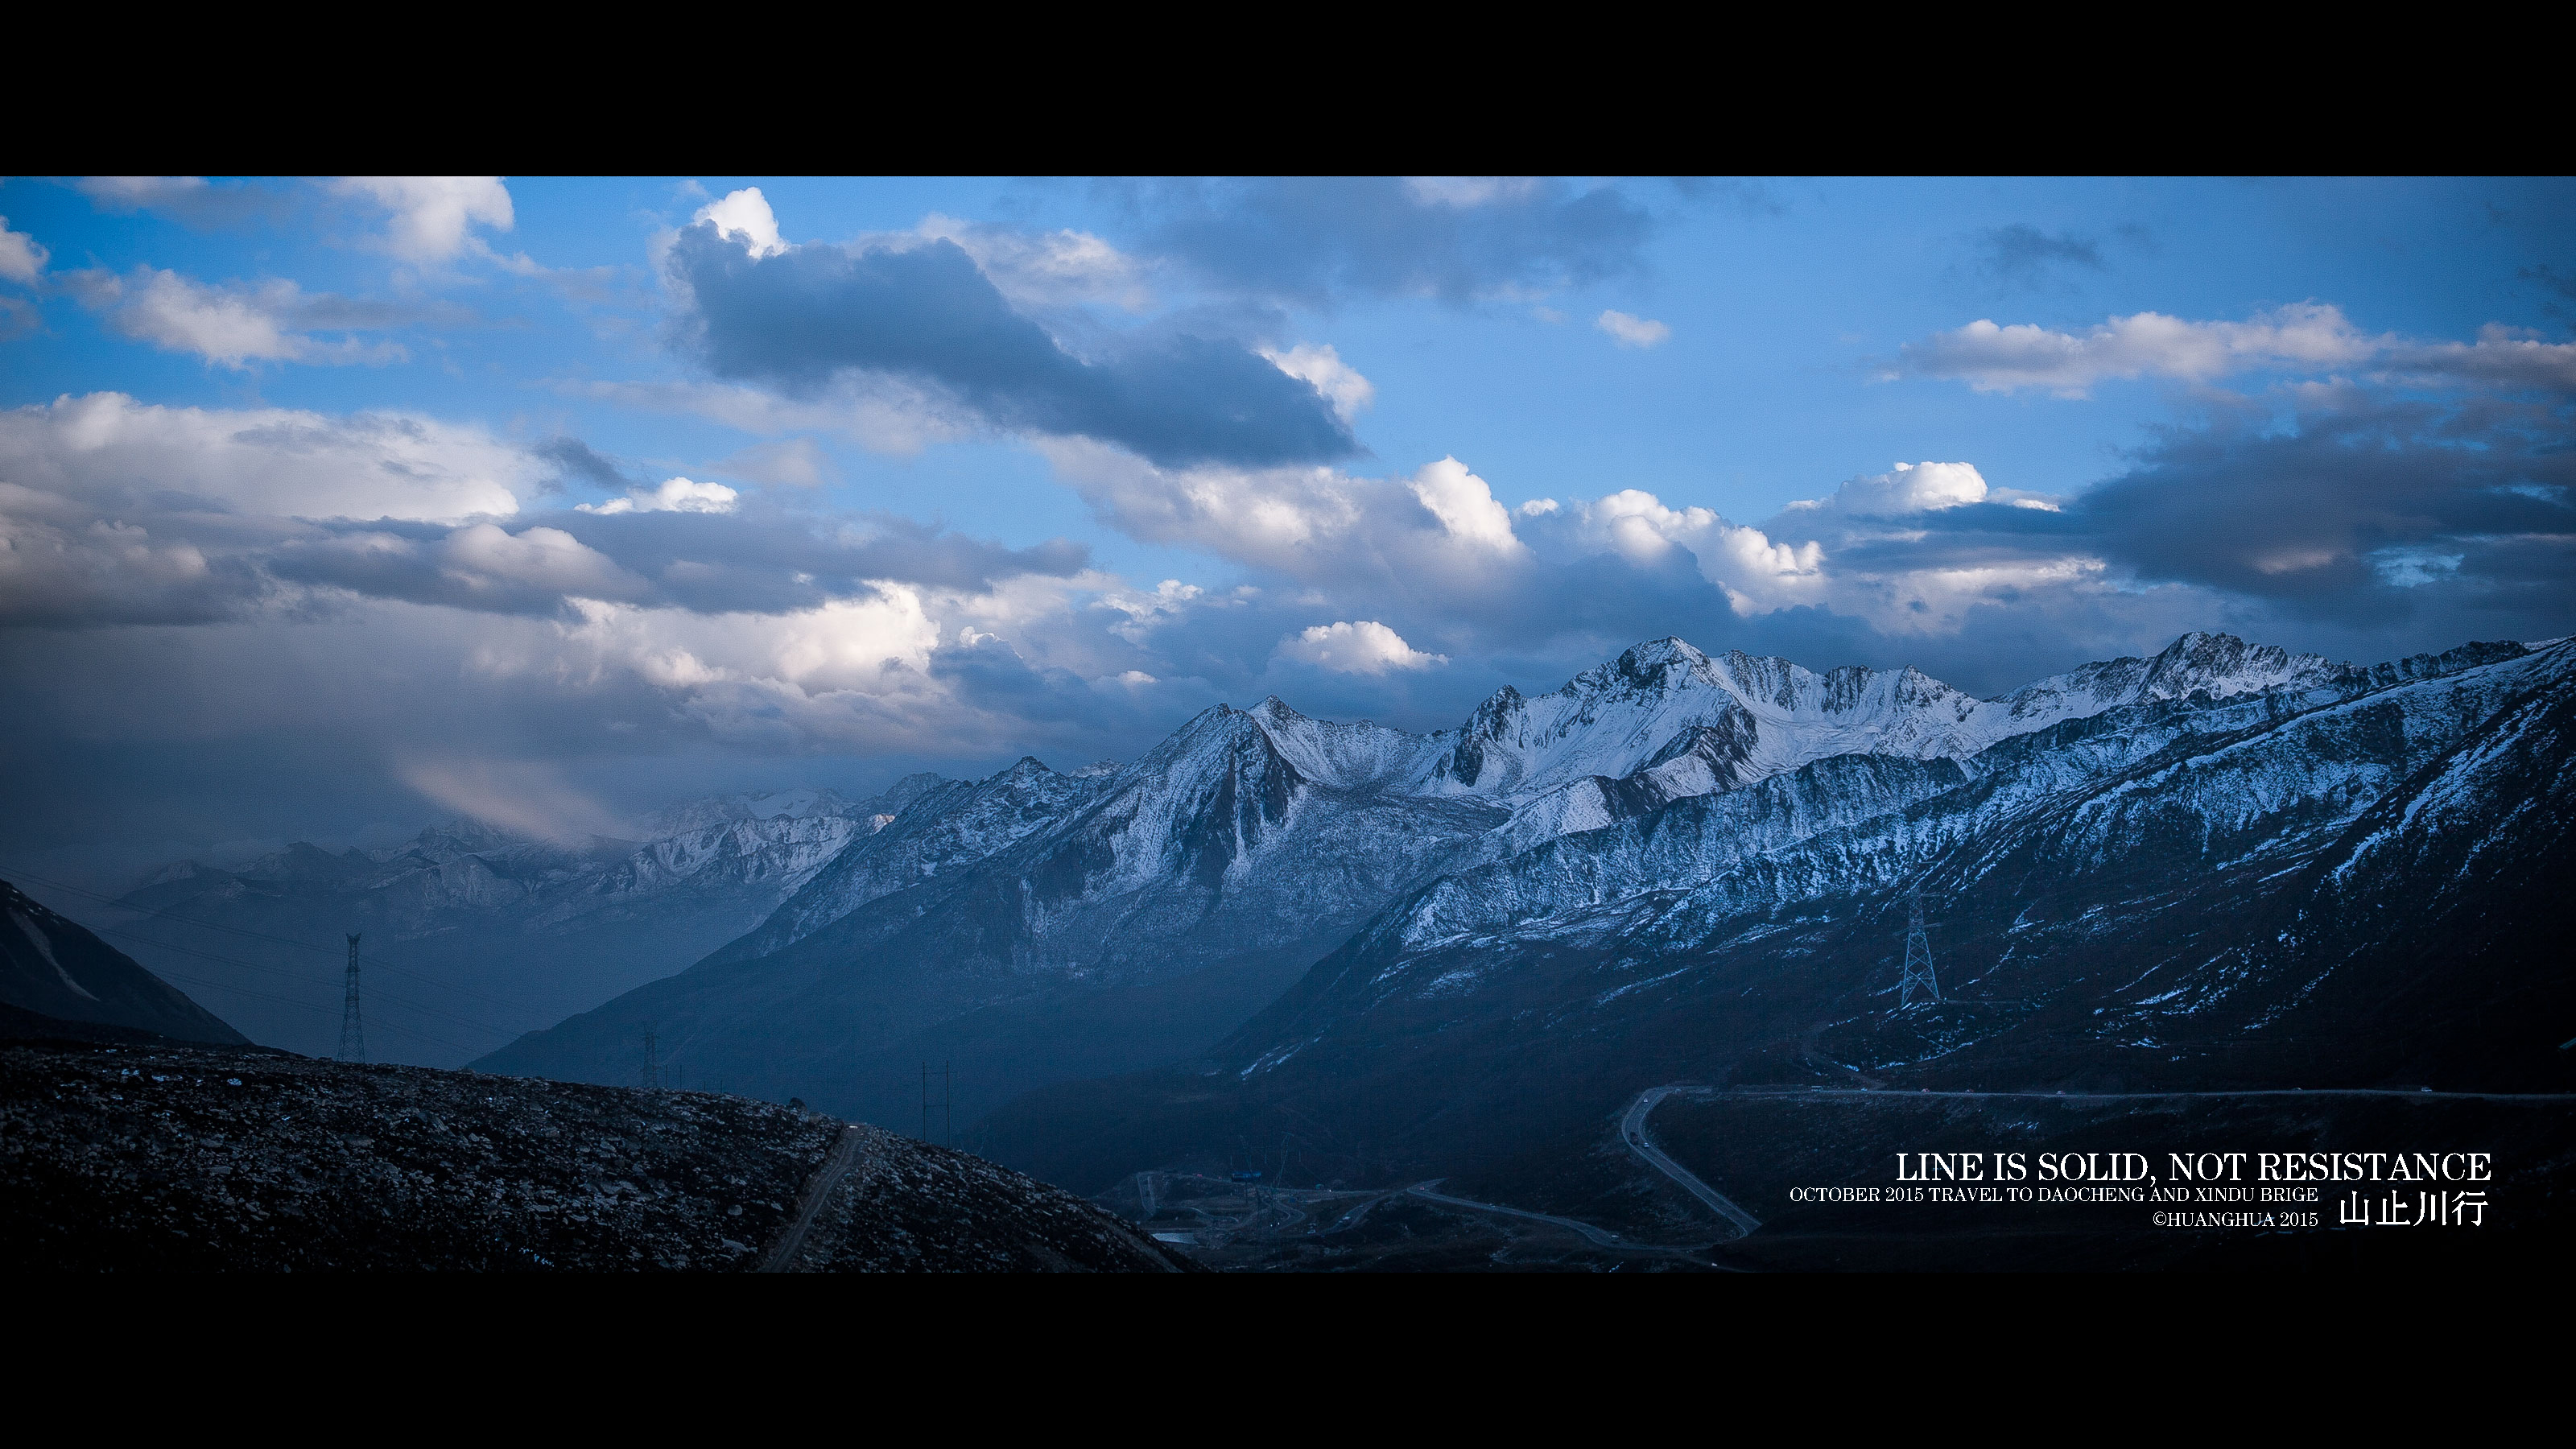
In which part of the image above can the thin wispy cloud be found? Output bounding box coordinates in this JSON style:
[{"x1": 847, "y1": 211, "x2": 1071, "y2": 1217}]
[{"x1": 1893, "y1": 303, "x2": 2576, "y2": 396}]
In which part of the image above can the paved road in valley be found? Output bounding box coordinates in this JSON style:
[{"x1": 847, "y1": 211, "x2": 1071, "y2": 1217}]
[
  {"x1": 1621, "y1": 1088, "x2": 1762, "y2": 1238},
  {"x1": 1404, "y1": 1179, "x2": 1628, "y2": 1247}
]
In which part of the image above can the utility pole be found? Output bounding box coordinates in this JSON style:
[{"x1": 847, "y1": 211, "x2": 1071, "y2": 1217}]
[
  {"x1": 921, "y1": 1061, "x2": 930, "y2": 1142},
  {"x1": 642, "y1": 1026, "x2": 659, "y2": 1089},
  {"x1": 1900, "y1": 885, "x2": 1941, "y2": 1009},
  {"x1": 336, "y1": 934, "x2": 365, "y2": 1063},
  {"x1": 944, "y1": 1060, "x2": 952, "y2": 1147}
]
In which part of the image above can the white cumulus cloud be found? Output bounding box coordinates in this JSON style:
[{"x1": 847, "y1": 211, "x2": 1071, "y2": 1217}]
[
  {"x1": 695, "y1": 188, "x2": 787, "y2": 259},
  {"x1": 0, "y1": 217, "x2": 48, "y2": 284},
  {"x1": 1038, "y1": 440, "x2": 1531, "y2": 589},
  {"x1": 1278, "y1": 620, "x2": 1447, "y2": 674},
  {"x1": 0, "y1": 392, "x2": 530, "y2": 522},
  {"x1": 1795, "y1": 460, "x2": 1992, "y2": 516},
  {"x1": 330, "y1": 177, "x2": 514, "y2": 263},
  {"x1": 1596, "y1": 310, "x2": 1671, "y2": 348},
  {"x1": 1560, "y1": 489, "x2": 1824, "y2": 614},
  {"x1": 64, "y1": 266, "x2": 407, "y2": 368},
  {"x1": 436, "y1": 523, "x2": 646, "y2": 601},
  {"x1": 576, "y1": 477, "x2": 739, "y2": 515},
  {"x1": 1261, "y1": 343, "x2": 1376, "y2": 422},
  {"x1": 1407, "y1": 456, "x2": 1521, "y2": 553}
]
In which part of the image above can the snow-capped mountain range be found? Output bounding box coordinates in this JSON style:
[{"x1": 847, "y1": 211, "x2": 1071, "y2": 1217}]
[
  {"x1": 972, "y1": 630, "x2": 2574, "y2": 1194},
  {"x1": 476, "y1": 629, "x2": 2564, "y2": 1145}
]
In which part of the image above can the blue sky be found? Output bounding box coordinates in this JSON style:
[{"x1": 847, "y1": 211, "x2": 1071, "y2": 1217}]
[{"x1": 2, "y1": 175, "x2": 2570, "y2": 876}]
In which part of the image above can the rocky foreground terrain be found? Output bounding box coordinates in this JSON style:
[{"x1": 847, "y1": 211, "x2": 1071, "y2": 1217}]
[{"x1": 0, "y1": 1037, "x2": 1189, "y2": 1272}]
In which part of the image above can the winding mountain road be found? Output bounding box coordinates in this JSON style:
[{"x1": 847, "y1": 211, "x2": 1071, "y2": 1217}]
[
  {"x1": 1404, "y1": 1180, "x2": 1627, "y2": 1247},
  {"x1": 1621, "y1": 1087, "x2": 1762, "y2": 1237}
]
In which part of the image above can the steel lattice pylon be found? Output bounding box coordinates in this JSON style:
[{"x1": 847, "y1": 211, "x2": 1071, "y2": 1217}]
[
  {"x1": 336, "y1": 934, "x2": 365, "y2": 1063},
  {"x1": 1899, "y1": 887, "x2": 1941, "y2": 1009}
]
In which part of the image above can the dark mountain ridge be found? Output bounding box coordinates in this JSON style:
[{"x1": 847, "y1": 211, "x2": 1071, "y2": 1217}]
[{"x1": 2, "y1": 877, "x2": 246, "y2": 1046}]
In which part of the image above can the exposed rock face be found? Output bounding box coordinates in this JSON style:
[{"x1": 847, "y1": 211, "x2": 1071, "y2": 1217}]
[
  {"x1": 703, "y1": 759, "x2": 1113, "y2": 968},
  {"x1": 0, "y1": 1040, "x2": 1191, "y2": 1273}
]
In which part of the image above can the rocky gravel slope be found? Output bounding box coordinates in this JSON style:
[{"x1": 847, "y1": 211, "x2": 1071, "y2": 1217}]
[{"x1": 0, "y1": 1039, "x2": 1190, "y2": 1272}]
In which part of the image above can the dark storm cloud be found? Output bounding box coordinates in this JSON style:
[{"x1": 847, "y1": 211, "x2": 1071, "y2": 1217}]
[
  {"x1": 532, "y1": 436, "x2": 633, "y2": 492},
  {"x1": 1113, "y1": 177, "x2": 1658, "y2": 308},
  {"x1": 266, "y1": 508, "x2": 1095, "y2": 618},
  {"x1": 544, "y1": 510, "x2": 1088, "y2": 613},
  {"x1": 1973, "y1": 225, "x2": 2104, "y2": 291},
  {"x1": 266, "y1": 522, "x2": 652, "y2": 616},
  {"x1": 2074, "y1": 395, "x2": 2574, "y2": 609},
  {"x1": 925, "y1": 633, "x2": 1125, "y2": 729},
  {"x1": 666, "y1": 226, "x2": 1356, "y2": 469},
  {"x1": 1734, "y1": 392, "x2": 2574, "y2": 646}
]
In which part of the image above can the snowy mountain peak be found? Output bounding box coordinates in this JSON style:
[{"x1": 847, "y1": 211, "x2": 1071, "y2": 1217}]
[
  {"x1": 1987, "y1": 631, "x2": 2339, "y2": 732},
  {"x1": 1245, "y1": 696, "x2": 1445, "y2": 791},
  {"x1": 2137, "y1": 631, "x2": 2328, "y2": 699},
  {"x1": 1612, "y1": 636, "x2": 1717, "y2": 687}
]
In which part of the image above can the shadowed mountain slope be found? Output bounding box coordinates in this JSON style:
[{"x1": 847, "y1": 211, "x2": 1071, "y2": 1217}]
[{"x1": 2, "y1": 877, "x2": 246, "y2": 1046}]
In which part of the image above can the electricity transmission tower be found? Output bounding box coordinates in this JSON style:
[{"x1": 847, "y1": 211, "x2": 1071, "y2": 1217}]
[
  {"x1": 1899, "y1": 886, "x2": 1941, "y2": 1009},
  {"x1": 642, "y1": 1026, "x2": 660, "y2": 1089},
  {"x1": 336, "y1": 934, "x2": 365, "y2": 1063}
]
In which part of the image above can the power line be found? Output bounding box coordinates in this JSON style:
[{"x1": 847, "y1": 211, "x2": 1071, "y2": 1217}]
[
  {"x1": 0, "y1": 861, "x2": 354, "y2": 954},
  {"x1": 79, "y1": 923, "x2": 522, "y2": 1042},
  {"x1": 1900, "y1": 884, "x2": 1941, "y2": 1009},
  {"x1": 138, "y1": 965, "x2": 492, "y2": 1057},
  {"x1": 338, "y1": 934, "x2": 365, "y2": 1064},
  {"x1": 2, "y1": 861, "x2": 554, "y2": 1018}
]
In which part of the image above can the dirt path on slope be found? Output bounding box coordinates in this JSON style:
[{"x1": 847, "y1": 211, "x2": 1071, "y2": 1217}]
[{"x1": 760, "y1": 1125, "x2": 870, "y2": 1272}]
